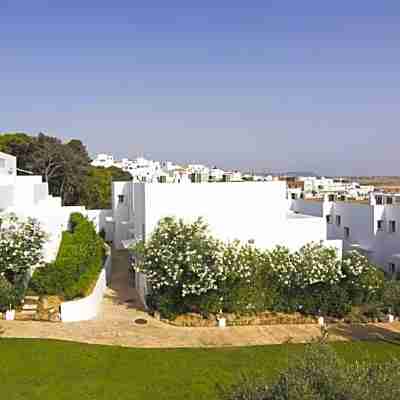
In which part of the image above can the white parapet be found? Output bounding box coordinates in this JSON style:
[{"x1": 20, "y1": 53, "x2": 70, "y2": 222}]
[{"x1": 60, "y1": 254, "x2": 111, "y2": 322}]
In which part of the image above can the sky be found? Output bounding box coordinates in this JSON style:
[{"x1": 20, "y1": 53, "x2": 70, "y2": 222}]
[{"x1": 1, "y1": 1, "x2": 400, "y2": 175}]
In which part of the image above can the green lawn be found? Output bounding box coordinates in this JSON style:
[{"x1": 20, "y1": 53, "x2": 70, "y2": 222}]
[{"x1": 1, "y1": 339, "x2": 400, "y2": 400}]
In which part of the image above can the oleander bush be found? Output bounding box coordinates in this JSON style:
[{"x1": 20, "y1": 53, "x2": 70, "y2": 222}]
[
  {"x1": 133, "y1": 217, "x2": 385, "y2": 319},
  {"x1": 0, "y1": 213, "x2": 47, "y2": 311},
  {"x1": 220, "y1": 344, "x2": 400, "y2": 400},
  {"x1": 30, "y1": 213, "x2": 105, "y2": 300}
]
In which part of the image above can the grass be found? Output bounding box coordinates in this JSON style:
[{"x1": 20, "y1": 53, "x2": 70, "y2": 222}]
[{"x1": 1, "y1": 339, "x2": 400, "y2": 400}]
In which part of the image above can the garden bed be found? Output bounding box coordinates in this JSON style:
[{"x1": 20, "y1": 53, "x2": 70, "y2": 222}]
[{"x1": 162, "y1": 311, "x2": 317, "y2": 327}]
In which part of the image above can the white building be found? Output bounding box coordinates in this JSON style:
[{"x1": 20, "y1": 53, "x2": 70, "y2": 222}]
[
  {"x1": 291, "y1": 193, "x2": 400, "y2": 275},
  {"x1": 111, "y1": 181, "x2": 342, "y2": 304},
  {"x1": 112, "y1": 180, "x2": 340, "y2": 252},
  {"x1": 0, "y1": 152, "x2": 110, "y2": 264},
  {"x1": 91, "y1": 153, "x2": 115, "y2": 168}
]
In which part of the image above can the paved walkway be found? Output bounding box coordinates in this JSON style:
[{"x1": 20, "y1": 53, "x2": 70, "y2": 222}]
[{"x1": 2, "y1": 250, "x2": 400, "y2": 348}]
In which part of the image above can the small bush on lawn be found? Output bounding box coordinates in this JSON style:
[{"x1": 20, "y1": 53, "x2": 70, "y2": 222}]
[
  {"x1": 30, "y1": 213, "x2": 105, "y2": 300},
  {"x1": 220, "y1": 344, "x2": 400, "y2": 400},
  {"x1": 133, "y1": 217, "x2": 384, "y2": 320}
]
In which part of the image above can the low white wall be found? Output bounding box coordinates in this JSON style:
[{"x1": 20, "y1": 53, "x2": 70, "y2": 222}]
[{"x1": 60, "y1": 254, "x2": 111, "y2": 322}]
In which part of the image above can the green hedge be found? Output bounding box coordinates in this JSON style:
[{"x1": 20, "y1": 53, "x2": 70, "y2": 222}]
[{"x1": 29, "y1": 213, "x2": 105, "y2": 300}]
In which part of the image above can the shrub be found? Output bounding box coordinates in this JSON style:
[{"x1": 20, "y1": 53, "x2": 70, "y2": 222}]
[
  {"x1": 30, "y1": 213, "x2": 105, "y2": 300},
  {"x1": 0, "y1": 213, "x2": 47, "y2": 283},
  {"x1": 220, "y1": 344, "x2": 400, "y2": 400},
  {"x1": 0, "y1": 275, "x2": 18, "y2": 312},
  {"x1": 382, "y1": 280, "x2": 400, "y2": 315},
  {"x1": 133, "y1": 217, "x2": 385, "y2": 319}
]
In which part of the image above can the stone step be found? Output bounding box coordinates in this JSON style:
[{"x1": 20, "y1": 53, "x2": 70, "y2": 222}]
[
  {"x1": 15, "y1": 310, "x2": 38, "y2": 321},
  {"x1": 24, "y1": 295, "x2": 40, "y2": 302},
  {"x1": 22, "y1": 304, "x2": 38, "y2": 311},
  {"x1": 20, "y1": 310, "x2": 37, "y2": 316}
]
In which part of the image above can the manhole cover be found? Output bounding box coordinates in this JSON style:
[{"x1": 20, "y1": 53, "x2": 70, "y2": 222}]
[{"x1": 134, "y1": 318, "x2": 148, "y2": 325}]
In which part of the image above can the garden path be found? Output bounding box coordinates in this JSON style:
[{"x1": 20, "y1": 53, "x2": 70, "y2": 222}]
[{"x1": 1, "y1": 250, "x2": 400, "y2": 348}]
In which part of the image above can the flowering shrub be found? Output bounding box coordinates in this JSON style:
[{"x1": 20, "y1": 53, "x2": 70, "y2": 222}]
[
  {"x1": 134, "y1": 217, "x2": 385, "y2": 319},
  {"x1": 0, "y1": 213, "x2": 47, "y2": 310}
]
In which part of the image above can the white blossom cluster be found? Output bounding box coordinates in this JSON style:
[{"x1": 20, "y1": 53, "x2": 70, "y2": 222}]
[
  {"x1": 0, "y1": 213, "x2": 47, "y2": 279},
  {"x1": 133, "y1": 217, "x2": 379, "y2": 300}
]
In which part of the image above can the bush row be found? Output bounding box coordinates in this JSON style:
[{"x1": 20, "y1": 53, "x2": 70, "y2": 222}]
[
  {"x1": 30, "y1": 213, "x2": 105, "y2": 300},
  {"x1": 134, "y1": 217, "x2": 389, "y2": 320}
]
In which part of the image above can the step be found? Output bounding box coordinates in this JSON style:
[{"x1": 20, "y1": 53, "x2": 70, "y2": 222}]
[
  {"x1": 24, "y1": 295, "x2": 40, "y2": 302},
  {"x1": 22, "y1": 304, "x2": 38, "y2": 311},
  {"x1": 20, "y1": 310, "x2": 37, "y2": 316}
]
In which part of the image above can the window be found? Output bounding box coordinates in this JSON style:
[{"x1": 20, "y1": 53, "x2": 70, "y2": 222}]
[
  {"x1": 377, "y1": 220, "x2": 384, "y2": 231},
  {"x1": 389, "y1": 220, "x2": 396, "y2": 233},
  {"x1": 336, "y1": 215, "x2": 341, "y2": 226},
  {"x1": 328, "y1": 194, "x2": 335, "y2": 202},
  {"x1": 389, "y1": 263, "x2": 396, "y2": 275},
  {"x1": 118, "y1": 195, "x2": 125, "y2": 204},
  {"x1": 291, "y1": 193, "x2": 297, "y2": 200},
  {"x1": 326, "y1": 215, "x2": 332, "y2": 224},
  {"x1": 344, "y1": 227, "x2": 350, "y2": 239},
  {"x1": 386, "y1": 197, "x2": 393, "y2": 205},
  {"x1": 376, "y1": 196, "x2": 383, "y2": 205}
]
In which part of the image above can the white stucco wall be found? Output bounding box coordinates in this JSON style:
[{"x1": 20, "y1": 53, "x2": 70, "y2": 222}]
[
  {"x1": 134, "y1": 182, "x2": 328, "y2": 252},
  {"x1": 60, "y1": 254, "x2": 111, "y2": 322},
  {"x1": 290, "y1": 199, "x2": 324, "y2": 217},
  {"x1": 293, "y1": 197, "x2": 400, "y2": 271},
  {"x1": 112, "y1": 181, "x2": 135, "y2": 248}
]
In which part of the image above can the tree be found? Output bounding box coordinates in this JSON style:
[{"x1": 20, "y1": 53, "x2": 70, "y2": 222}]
[
  {"x1": 0, "y1": 131, "x2": 131, "y2": 208},
  {"x1": 81, "y1": 166, "x2": 132, "y2": 209}
]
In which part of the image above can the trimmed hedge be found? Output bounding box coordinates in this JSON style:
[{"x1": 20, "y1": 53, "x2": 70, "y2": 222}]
[{"x1": 29, "y1": 213, "x2": 105, "y2": 300}]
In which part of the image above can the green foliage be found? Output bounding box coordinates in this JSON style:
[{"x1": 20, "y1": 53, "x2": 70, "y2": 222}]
[
  {"x1": 29, "y1": 213, "x2": 105, "y2": 300},
  {"x1": 382, "y1": 280, "x2": 400, "y2": 315},
  {"x1": 81, "y1": 166, "x2": 132, "y2": 209},
  {"x1": 221, "y1": 344, "x2": 400, "y2": 400},
  {"x1": 0, "y1": 214, "x2": 46, "y2": 310},
  {"x1": 0, "y1": 275, "x2": 19, "y2": 312},
  {"x1": 0, "y1": 132, "x2": 130, "y2": 209},
  {"x1": 134, "y1": 217, "x2": 385, "y2": 319}
]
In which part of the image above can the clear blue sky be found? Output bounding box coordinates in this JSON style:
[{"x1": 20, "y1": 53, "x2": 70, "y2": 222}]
[{"x1": 1, "y1": 1, "x2": 400, "y2": 175}]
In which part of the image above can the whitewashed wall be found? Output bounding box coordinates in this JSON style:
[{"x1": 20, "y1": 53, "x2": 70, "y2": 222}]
[
  {"x1": 290, "y1": 199, "x2": 324, "y2": 217},
  {"x1": 134, "y1": 182, "x2": 328, "y2": 252},
  {"x1": 60, "y1": 254, "x2": 111, "y2": 322},
  {"x1": 112, "y1": 181, "x2": 134, "y2": 248},
  {"x1": 87, "y1": 209, "x2": 113, "y2": 240}
]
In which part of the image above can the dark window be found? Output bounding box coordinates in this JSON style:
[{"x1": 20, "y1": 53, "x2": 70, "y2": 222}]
[
  {"x1": 336, "y1": 215, "x2": 341, "y2": 226},
  {"x1": 344, "y1": 227, "x2": 350, "y2": 239},
  {"x1": 291, "y1": 193, "x2": 297, "y2": 200},
  {"x1": 328, "y1": 194, "x2": 335, "y2": 202},
  {"x1": 376, "y1": 196, "x2": 383, "y2": 205},
  {"x1": 326, "y1": 215, "x2": 332, "y2": 224},
  {"x1": 389, "y1": 263, "x2": 396, "y2": 275},
  {"x1": 118, "y1": 195, "x2": 125, "y2": 204},
  {"x1": 377, "y1": 220, "x2": 384, "y2": 231},
  {"x1": 389, "y1": 220, "x2": 396, "y2": 233},
  {"x1": 386, "y1": 197, "x2": 393, "y2": 205}
]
